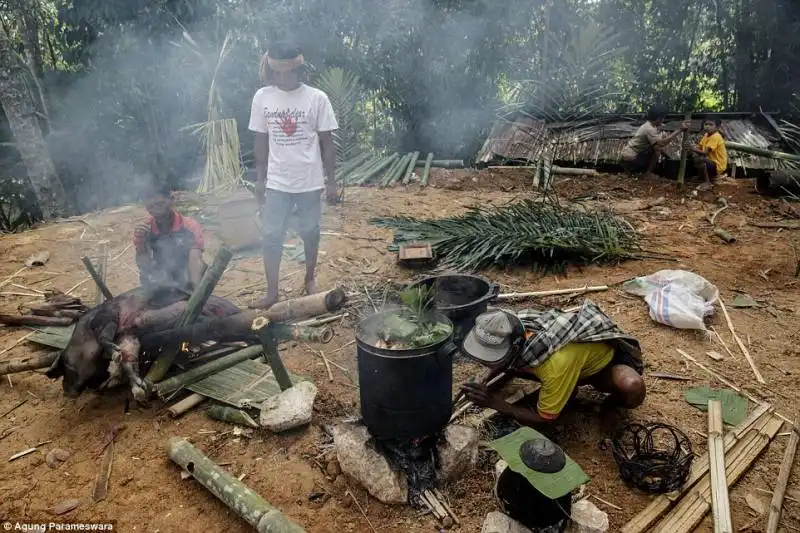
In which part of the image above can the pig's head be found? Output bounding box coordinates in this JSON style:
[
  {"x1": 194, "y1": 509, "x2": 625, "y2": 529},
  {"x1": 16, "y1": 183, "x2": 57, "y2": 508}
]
[{"x1": 45, "y1": 343, "x2": 109, "y2": 398}]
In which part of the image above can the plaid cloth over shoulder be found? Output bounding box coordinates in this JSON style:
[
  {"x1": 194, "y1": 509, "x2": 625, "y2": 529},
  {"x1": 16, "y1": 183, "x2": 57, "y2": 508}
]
[{"x1": 515, "y1": 300, "x2": 643, "y2": 373}]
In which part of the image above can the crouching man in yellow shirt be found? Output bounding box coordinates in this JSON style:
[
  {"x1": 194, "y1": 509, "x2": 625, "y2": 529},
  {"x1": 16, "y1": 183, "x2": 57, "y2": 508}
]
[
  {"x1": 687, "y1": 119, "x2": 728, "y2": 192},
  {"x1": 460, "y1": 302, "x2": 645, "y2": 427}
]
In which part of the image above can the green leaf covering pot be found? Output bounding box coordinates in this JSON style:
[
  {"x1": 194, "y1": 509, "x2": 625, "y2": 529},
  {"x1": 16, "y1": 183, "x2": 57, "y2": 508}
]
[{"x1": 489, "y1": 427, "x2": 589, "y2": 500}]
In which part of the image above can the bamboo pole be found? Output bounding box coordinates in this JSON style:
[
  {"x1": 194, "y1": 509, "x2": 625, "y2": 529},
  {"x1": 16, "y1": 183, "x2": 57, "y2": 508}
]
[
  {"x1": 80, "y1": 255, "x2": 113, "y2": 302},
  {"x1": 708, "y1": 400, "x2": 733, "y2": 533},
  {"x1": 144, "y1": 247, "x2": 233, "y2": 385},
  {"x1": 677, "y1": 112, "x2": 692, "y2": 187},
  {"x1": 421, "y1": 153, "x2": 434, "y2": 186},
  {"x1": 717, "y1": 299, "x2": 765, "y2": 384},
  {"x1": 725, "y1": 141, "x2": 800, "y2": 163},
  {"x1": 94, "y1": 244, "x2": 108, "y2": 305},
  {"x1": 621, "y1": 403, "x2": 772, "y2": 533},
  {"x1": 167, "y1": 393, "x2": 206, "y2": 418},
  {"x1": 766, "y1": 417, "x2": 800, "y2": 533},
  {"x1": 0, "y1": 352, "x2": 59, "y2": 375},
  {"x1": 496, "y1": 285, "x2": 608, "y2": 301},
  {"x1": 488, "y1": 165, "x2": 599, "y2": 176},
  {"x1": 356, "y1": 153, "x2": 398, "y2": 185},
  {"x1": 154, "y1": 345, "x2": 263, "y2": 399},
  {"x1": 0, "y1": 314, "x2": 73, "y2": 327},
  {"x1": 167, "y1": 437, "x2": 306, "y2": 533},
  {"x1": 652, "y1": 413, "x2": 783, "y2": 533},
  {"x1": 402, "y1": 151, "x2": 421, "y2": 184},
  {"x1": 265, "y1": 288, "x2": 346, "y2": 323},
  {"x1": 379, "y1": 154, "x2": 405, "y2": 188}
]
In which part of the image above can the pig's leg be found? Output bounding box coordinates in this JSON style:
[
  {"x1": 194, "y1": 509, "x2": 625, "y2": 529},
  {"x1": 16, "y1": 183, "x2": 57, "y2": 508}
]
[
  {"x1": 118, "y1": 335, "x2": 146, "y2": 402},
  {"x1": 133, "y1": 301, "x2": 188, "y2": 330}
]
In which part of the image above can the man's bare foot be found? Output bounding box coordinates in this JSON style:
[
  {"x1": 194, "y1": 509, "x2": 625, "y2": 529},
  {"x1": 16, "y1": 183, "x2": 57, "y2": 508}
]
[
  {"x1": 697, "y1": 182, "x2": 714, "y2": 192},
  {"x1": 249, "y1": 293, "x2": 278, "y2": 309},
  {"x1": 304, "y1": 278, "x2": 319, "y2": 296}
]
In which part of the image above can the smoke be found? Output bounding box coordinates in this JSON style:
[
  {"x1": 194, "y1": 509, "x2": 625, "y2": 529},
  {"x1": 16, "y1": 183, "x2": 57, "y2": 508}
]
[{"x1": 45, "y1": 0, "x2": 533, "y2": 211}]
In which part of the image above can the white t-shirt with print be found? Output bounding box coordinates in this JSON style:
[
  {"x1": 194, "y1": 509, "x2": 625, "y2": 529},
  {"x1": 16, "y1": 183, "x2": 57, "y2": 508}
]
[{"x1": 248, "y1": 84, "x2": 338, "y2": 193}]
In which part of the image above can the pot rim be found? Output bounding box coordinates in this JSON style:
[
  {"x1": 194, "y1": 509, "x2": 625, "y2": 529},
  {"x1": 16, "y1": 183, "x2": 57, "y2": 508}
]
[{"x1": 356, "y1": 309, "x2": 454, "y2": 358}]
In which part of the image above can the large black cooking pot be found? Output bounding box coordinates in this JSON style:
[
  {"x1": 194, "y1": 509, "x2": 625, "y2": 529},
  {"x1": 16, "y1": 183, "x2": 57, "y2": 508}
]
[
  {"x1": 406, "y1": 274, "x2": 499, "y2": 344},
  {"x1": 357, "y1": 310, "x2": 458, "y2": 441}
]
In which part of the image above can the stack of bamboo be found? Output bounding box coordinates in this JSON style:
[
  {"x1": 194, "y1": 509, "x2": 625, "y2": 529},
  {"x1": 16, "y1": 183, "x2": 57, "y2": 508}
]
[
  {"x1": 338, "y1": 151, "x2": 460, "y2": 187},
  {"x1": 621, "y1": 403, "x2": 784, "y2": 533}
]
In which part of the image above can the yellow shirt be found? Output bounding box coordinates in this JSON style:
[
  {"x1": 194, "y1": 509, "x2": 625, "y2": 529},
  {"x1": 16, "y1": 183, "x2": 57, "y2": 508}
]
[
  {"x1": 520, "y1": 342, "x2": 614, "y2": 419},
  {"x1": 698, "y1": 132, "x2": 728, "y2": 174}
]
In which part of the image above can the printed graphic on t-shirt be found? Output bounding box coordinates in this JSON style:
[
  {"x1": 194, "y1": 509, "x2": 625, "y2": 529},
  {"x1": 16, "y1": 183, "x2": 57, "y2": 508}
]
[{"x1": 265, "y1": 108, "x2": 308, "y2": 147}]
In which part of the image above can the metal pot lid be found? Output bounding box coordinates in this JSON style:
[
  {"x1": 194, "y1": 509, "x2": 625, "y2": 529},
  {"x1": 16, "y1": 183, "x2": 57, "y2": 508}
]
[{"x1": 519, "y1": 438, "x2": 566, "y2": 474}]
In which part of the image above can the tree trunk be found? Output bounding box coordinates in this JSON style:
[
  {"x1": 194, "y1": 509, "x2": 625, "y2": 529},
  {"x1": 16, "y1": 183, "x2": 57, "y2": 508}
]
[
  {"x1": 21, "y1": 6, "x2": 44, "y2": 82},
  {"x1": 0, "y1": 25, "x2": 68, "y2": 219},
  {"x1": 712, "y1": 0, "x2": 730, "y2": 109}
]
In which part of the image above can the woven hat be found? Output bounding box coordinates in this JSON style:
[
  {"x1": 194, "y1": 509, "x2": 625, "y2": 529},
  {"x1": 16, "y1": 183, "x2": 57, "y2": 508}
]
[{"x1": 462, "y1": 309, "x2": 523, "y2": 364}]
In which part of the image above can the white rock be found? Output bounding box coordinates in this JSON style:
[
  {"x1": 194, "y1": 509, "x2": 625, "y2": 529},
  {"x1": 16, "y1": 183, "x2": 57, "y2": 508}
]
[
  {"x1": 565, "y1": 499, "x2": 609, "y2": 533},
  {"x1": 332, "y1": 423, "x2": 408, "y2": 505},
  {"x1": 437, "y1": 424, "x2": 479, "y2": 482},
  {"x1": 259, "y1": 381, "x2": 317, "y2": 432},
  {"x1": 480, "y1": 511, "x2": 533, "y2": 533}
]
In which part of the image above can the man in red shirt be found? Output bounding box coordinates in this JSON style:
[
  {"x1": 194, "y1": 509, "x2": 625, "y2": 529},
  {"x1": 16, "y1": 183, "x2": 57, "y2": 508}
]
[{"x1": 133, "y1": 185, "x2": 205, "y2": 291}]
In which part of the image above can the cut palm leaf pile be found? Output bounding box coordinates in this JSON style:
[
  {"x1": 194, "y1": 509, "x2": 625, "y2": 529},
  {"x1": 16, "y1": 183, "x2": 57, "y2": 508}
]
[{"x1": 371, "y1": 200, "x2": 641, "y2": 272}]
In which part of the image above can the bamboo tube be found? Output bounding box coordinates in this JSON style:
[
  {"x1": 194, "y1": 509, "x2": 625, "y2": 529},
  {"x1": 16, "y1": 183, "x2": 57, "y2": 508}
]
[
  {"x1": 766, "y1": 417, "x2": 799, "y2": 533},
  {"x1": 266, "y1": 288, "x2": 347, "y2": 323},
  {"x1": 677, "y1": 112, "x2": 692, "y2": 187},
  {"x1": 80, "y1": 256, "x2": 113, "y2": 302},
  {"x1": 714, "y1": 228, "x2": 737, "y2": 243},
  {"x1": 154, "y1": 345, "x2": 263, "y2": 399},
  {"x1": 0, "y1": 314, "x2": 73, "y2": 327},
  {"x1": 207, "y1": 404, "x2": 259, "y2": 429},
  {"x1": 708, "y1": 400, "x2": 733, "y2": 533},
  {"x1": 379, "y1": 154, "x2": 406, "y2": 188},
  {"x1": 145, "y1": 247, "x2": 233, "y2": 385},
  {"x1": 167, "y1": 393, "x2": 206, "y2": 418},
  {"x1": 621, "y1": 403, "x2": 772, "y2": 533},
  {"x1": 356, "y1": 153, "x2": 399, "y2": 185},
  {"x1": 717, "y1": 299, "x2": 765, "y2": 384},
  {"x1": 0, "y1": 352, "x2": 59, "y2": 375},
  {"x1": 167, "y1": 437, "x2": 306, "y2": 533},
  {"x1": 414, "y1": 159, "x2": 464, "y2": 169},
  {"x1": 725, "y1": 141, "x2": 800, "y2": 163},
  {"x1": 94, "y1": 244, "x2": 108, "y2": 305},
  {"x1": 652, "y1": 414, "x2": 783, "y2": 533},
  {"x1": 402, "y1": 151, "x2": 421, "y2": 184},
  {"x1": 342, "y1": 155, "x2": 378, "y2": 184},
  {"x1": 421, "y1": 153, "x2": 434, "y2": 185},
  {"x1": 337, "y1": 152, "x2": 371, "y2": 176},
  {"x1": 390, "y1": 153, "x2": 413, "y2": 185},
  {"x1": 496, "y1": 285, "x2": 608, "y2": 301}
]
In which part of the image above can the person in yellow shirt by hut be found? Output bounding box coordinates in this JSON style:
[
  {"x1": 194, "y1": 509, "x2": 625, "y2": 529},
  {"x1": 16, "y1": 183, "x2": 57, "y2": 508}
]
[{"x1": 687, "y1": 119, "x2": 728, "y2": 191}]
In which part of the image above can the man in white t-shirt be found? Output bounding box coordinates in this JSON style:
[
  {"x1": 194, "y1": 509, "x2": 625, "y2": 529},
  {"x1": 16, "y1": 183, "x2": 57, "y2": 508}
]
[
  {"x1": 621, "y1": 105, "x2": 688, "y2": 178},
  {"x1": 248, "y1": 42, "x2": 339, "y2": 309}
]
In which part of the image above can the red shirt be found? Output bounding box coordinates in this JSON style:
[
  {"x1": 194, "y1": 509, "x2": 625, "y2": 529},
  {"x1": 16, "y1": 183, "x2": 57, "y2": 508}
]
[{"x1": 133, "y1": 211, "x2": 204, "y2": 252}]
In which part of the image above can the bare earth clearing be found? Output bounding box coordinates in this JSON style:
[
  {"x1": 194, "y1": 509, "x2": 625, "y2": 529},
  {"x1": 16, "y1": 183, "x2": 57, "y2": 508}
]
[{"x1": 1, "y1": 169, "x2": 799, "y2": 533}]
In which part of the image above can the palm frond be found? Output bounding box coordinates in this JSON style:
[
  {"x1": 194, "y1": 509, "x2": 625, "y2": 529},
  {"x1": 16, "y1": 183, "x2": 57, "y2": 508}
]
[
  {"x1": 371, "y1": 200, "x2": 642, "y2": 273},
  {"x1": 314, "y1": 67, "x2": 364, "y2": 162}
]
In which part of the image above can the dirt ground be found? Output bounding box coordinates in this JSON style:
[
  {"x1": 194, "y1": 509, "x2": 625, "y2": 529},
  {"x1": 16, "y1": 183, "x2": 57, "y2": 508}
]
[{"x1": 1, "y1": 168, "x2": 800, "y2": 533}]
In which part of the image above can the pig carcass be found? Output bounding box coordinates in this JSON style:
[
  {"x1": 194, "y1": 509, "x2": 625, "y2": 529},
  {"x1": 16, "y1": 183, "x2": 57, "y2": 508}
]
[{"x1": 45, "y1": 286, "x2": 240, "y2": 398}]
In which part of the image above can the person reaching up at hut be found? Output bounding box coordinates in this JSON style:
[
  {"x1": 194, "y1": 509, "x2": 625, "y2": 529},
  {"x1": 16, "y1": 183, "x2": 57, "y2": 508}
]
[
  {"x1": 621, "y1": 105, "x2": 690, "y2": 179},
  {"x1": 248, "y1": 41, "x2": 339, "y2": 309},
  {"x1": 134, "y1": 184, "x2": 206, "y2": 291},
  {"x1": 686, "y1": 119, "x2": 728, "y2": 192},
  {"x1": 460, "y1": 302, "x2": 645, "y2": 428}
]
